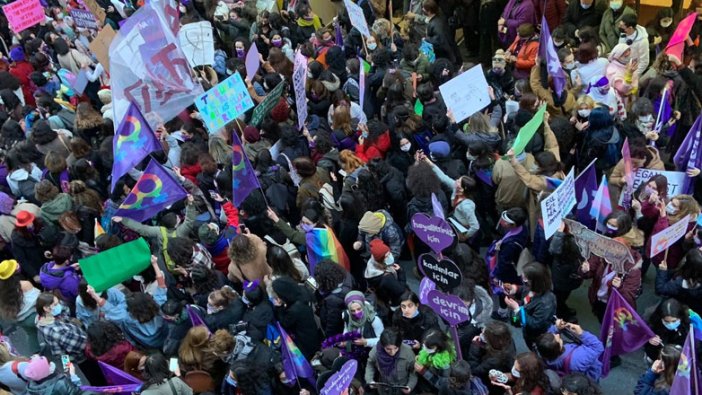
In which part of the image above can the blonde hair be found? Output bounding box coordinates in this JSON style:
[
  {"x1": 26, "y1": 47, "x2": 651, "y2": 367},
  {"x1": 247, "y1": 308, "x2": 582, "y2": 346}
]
[
  {"x1": 670, "y1": 195, "x2": 700, "y2": 224},
  {"x1": 576, "y1": 95, "x2": 596, "y2": 108},
  {"x1": 339, "y1": 150, "x2": 365, "y2": 173},
  {"x1": 178, "y1": 326, "x2": 211, "y2": 369},
  {"x1": 208, "y1": 135, "x2": 231, "y2": 166},
  {"x1": 210, "y1": 329, "x2": 235, "y2": 356}
]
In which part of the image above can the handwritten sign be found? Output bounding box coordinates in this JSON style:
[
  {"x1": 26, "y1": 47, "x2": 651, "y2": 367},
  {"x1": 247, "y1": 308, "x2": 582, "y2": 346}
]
[
  {"x1": 343, "y1": 0, "x2": 370, "y2": 37},
  {"x1": 418, "y1": 277, "x2": 436, "y2": 304},
  {"x1": 83, "y1": 0, "x2": 106, "y2": 23},
  {"x1": 250, "y1": 81, "x2": 285, "y2": 127},
  {"x1": 418, "y1": 253, "x2": 462, "y2": 291},
  {"x1": 89, "y1": 25, "x2": 116, "y2": 73},
  {"x1": 195, "y1": 72, "x2": 254, "y2": 133},
  {"x1": 650, "y1": 215, "x2": 690, "y2": 258},
  {"x1": 293, "y1": 52, "x2": 308, "y2": 130},
  {"x1": 178, "y1": 21, "x2": 215, "y2": 67},
  {"x1": 564, "y1": 219, "x2": 635, "y2": 273},
  {"x1": 411, "y1": 213, "x2": 456, "y2": 254},
  {"x1": 320, "y1": 359, "x2": 357, "y2": 395},
  {"x1": 3, "y1": 0, "x2": 45, "y2": 34},
  {"x1": 541, "y1": 168, "x2": 576, "y2": 239},
  {"x1": 438, "y1": 65, "x2": 491, "y2": 123},
  {"x1": 427, "y1": 290, "x2": 471, "y2": 326},
  {"x1": 70, "y1": 9, "x2": 98, "y2": 29}
]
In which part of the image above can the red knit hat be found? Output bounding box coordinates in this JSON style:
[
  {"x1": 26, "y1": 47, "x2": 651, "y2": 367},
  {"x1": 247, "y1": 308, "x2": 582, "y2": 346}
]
[{"x1": 369, "y1": 239, "x2": 390, "y2": 262}]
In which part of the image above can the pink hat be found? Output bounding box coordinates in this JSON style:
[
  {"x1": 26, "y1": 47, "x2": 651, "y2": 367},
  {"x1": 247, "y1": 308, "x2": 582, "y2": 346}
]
[{"x1": 24, "y1": 356, "x2": 51, "y2": 381}]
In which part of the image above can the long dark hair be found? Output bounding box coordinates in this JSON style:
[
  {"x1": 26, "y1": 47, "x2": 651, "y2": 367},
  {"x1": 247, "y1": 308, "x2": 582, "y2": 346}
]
[
  {"x1": 513, "y1": 352, "x2": 549, "y2": 393},
  {"x1": 142, "y1": 353, "x2": 173, "y2": 389},
  {"x1": 0, "y1": 273, "x2": 22, "y2": 320},
  {"x1": 87, "y1": 320, "x2": 126, "y2": 356},
  {"x1": 267, "y1": 245, "x2": 302, "y2": 283}
]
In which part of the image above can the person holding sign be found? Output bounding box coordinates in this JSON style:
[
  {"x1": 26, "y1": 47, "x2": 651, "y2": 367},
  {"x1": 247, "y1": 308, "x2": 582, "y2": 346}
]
[
  {"x1": 364, "y1": 328, "x2": 417, "y2": 394},
  {"x1": 645, "y1": 194, "x2": 699, "y2": 270}
]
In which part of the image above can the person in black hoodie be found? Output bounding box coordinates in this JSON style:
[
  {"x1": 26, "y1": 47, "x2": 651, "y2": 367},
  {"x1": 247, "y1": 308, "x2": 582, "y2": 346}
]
[
  {"x1": 272, "y1": 276, "x2": 321, "y2": 360},
  {"x1": 392, "y1": 291, "x2": 440, "y2": 353},
  {"x1": 368, "y1": 158, "x2": 408, "y2": 228},
  {"x1": 240, "y1": 280, "x2": 274, "y2": 342},
  {"x1": 161, "y1": 299, "x2": 206, "y2": 357}
]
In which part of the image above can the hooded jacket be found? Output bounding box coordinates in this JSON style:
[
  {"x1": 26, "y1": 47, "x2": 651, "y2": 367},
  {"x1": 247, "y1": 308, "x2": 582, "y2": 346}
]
[
  {"x1": 273, "y1": 278, "x2": 321, "y2": 360},
  {"x1": 7, "y1": 165, "x2": 42, "y2": 205},
  {"x1": 39, "y1": 193, "x2": 74, "y2": 224},
  {"x1": 26, "y1": 372, "x2": 82, "y2": 395},
  {"x1": 608, "y1": 146, "x2": 664, "y2": 206},
  {"x1": 544, "y1": 325, "x2": 604, "y2": 380},
  {"x1": 618, "y1": 25, "x2": 649, "y2": 78},
  {"x1": 39, "y1": 262, "x2": 80, "y2": 301}
]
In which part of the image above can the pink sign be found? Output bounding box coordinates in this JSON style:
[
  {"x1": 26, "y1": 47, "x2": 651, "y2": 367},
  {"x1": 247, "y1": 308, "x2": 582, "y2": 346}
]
[{"x1": 3, "y1": 0, "x2": 45, "y2": 34}]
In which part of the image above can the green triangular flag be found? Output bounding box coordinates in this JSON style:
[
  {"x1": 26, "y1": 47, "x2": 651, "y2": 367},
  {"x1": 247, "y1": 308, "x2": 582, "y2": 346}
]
[
  {"x1": 414, "y1": 99, "x2": 424, "y2": 116},
  {"x1": 511, "y1": 104, "x2": 547, "y2": 155},
  {"x1": 79, "y1": 238, "x2": 152, "y2": 292},
  {"x1": 362, "y1": 59, "x2": 371, "y2": 74}
]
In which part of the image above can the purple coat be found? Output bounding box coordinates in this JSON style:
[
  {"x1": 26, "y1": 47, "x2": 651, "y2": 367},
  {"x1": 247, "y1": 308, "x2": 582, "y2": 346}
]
[
  {"x1": 39, "y1": 262, "x2": 80, "y2": 301},
  {"x1": 500, "y1": 0, "x2": 536, "y2": 46},
  {"x1": 545, "y1": 325, "x2": 604, "y2": 380}
]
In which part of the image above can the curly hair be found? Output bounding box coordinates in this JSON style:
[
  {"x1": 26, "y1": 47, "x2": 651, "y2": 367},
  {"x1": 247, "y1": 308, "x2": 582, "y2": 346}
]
[
  {"x1": 406, "y1": 161, "x2": 441, "y2": 198},
  {"x1": 166, "y1": 237, "x2": 195, "y2": 267},
  {"x1": 0, "y1": 273, "x2": 23, "y2": 320},
  {"x1": 228, "y1": 234, "x2": 258, "y2": 266},
  {"x1": 210, "y1": 329, "x2": 235, "y2": 357},
  {"x1": 354, "y1": 169, "x2": 386, "y2": 211},
  {"x1": 514, "y1": 352, "x2": 550, "y2": 394},
  {"x1": 313, "y1": 259, "x2": 347, "y2": 294},
  {"x1": 30, "y1": 120, "x2": 58, "y2": 145},
  {"x1": 87, "y1": 320, "x2": 127, "y2": 356},
  {"x1": 126, "y1": 292, "x2": 161, "y2": 323}
]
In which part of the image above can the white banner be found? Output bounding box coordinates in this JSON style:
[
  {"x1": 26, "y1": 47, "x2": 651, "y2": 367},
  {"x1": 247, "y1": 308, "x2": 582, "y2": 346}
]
[
  {"x1": 293, "y1": 52, "x2": 308, "y2": 130},
  {"x1": 178, "y1": 21, "x2": 215, "y2": 68},
  {"x1": 438, "y1": 65, "x2": 491, "y2": 123},
  {"x1": 541, "y1": 168, "x2": 576, "y2": 239}
]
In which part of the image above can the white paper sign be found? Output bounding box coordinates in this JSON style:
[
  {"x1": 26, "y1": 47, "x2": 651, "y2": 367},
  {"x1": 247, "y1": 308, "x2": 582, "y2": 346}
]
[
  {"x1": 541, "y1": 168, "x2": 576, "y2": 239},
  {"x1": 178, "y1": 21, "x2": 215, "y2": 67},
  {"x1": 650, "y1": 214, "x2": 690, "y2": 258},
  {"x1": 293, "y1": 52, "x2": 308, "y2": 130},
  {"x1": 343, "y1": 0, "x2": 370, "y2": 37},
  {"x1": 438, "y1": 65, "x2": 491, "y2": 123}
]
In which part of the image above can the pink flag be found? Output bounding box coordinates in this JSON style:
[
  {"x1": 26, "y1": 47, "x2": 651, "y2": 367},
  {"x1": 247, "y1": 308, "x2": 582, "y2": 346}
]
[
  {"x1": 589, "y1": 176, "x2": 612, "y2": 233},
  {"x1": 245, "y1": 43, "x2": 260, "y2": 80},
  {"x1": 621, "y1": 138, "x2": 634, "y2": 209},
  {"x1": 665, "y1": 13, "x2": 697, "y2": 62}
]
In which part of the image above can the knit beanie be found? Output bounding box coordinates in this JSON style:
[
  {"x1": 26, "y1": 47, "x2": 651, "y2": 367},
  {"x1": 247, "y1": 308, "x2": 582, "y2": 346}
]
[
  {"x1": 369, "y1": 239, "x2": 390, "y2": 262},
  {"x1": 24, "y1": 356, "x2": 52, "y2": 381},
  {"x1": 358, "y1": 211, "x2": 384, "y2": 235},
  {"x1": 344, "y1": 290, "x2": 366, "y2": 308},
  {"x1": 428, "y1": 141, "x2": 450, "y2": 158},
  {"x1": 243, "y1": 126, "x2": 261, "y2": 143}
]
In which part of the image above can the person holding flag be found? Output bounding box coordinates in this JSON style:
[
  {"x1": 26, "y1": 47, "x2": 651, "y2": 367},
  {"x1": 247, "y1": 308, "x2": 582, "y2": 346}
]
[{"x1": 633, "y1": 345, "x2": 682, "y2": 394}]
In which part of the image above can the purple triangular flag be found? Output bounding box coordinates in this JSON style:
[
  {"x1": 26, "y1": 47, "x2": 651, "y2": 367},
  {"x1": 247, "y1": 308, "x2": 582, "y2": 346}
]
[
  {"x1": 574, "y1": 159, "x2": 598, "y2": 230},
  {"x1": 81, "y1": 361, "x2": 143, "y2": 393},
  {"x1": 538, "y1": 15, "x2": 566, "y2": 96},
  {"x1": 111, "y1": 102, "x2": 162, "y2": 192},
  {"x1": 674, "y1": 114, "x2": 702, "y2": 194},
  {"x1": 187, "y1": 304, "x2": 210, "y2": 334},
  {"x1": 232, "y1": 131, "x2": 261, "y2": 207},
  {"x1": 431, "y1": 192, "x2": 444, "y2": 219},
  {"x1": 670, "y1": 328, "x2": 700, "y2": 394}
]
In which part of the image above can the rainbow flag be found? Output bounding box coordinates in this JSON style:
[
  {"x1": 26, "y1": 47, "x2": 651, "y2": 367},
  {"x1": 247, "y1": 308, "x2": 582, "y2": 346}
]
[
  {"x1": 590, "y1": 175, "x2": 612, "y2": 233},
  {"x1": 690, "y1": 309, "x2": 702, "y2": 340},
  {"x1": 277, "y1": 322, "x2": 315, "y2": 385},
  {"x1": 306, "y1": 226, "x2": 350, "y2": 273},
  {"x1": 94, "y1": 218, "x2": 105, "y2": 242}
]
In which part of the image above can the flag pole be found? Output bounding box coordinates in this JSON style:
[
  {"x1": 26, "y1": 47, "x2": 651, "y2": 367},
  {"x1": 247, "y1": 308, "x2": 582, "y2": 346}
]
[
  {"x1": 693, "y1": 324, "x2": 700, "y2": 395},
  {"x1": 654, "y1": 87, "x2": 667, "y2": 132}
]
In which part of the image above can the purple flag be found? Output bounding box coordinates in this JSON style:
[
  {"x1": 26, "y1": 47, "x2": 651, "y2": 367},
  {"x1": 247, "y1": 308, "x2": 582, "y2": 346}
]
[
  {"x1": 670, "y1": 328, "x2": 700, "y2": 394},
  {"x1": 574, "y1": 159, "x2": 597, "y2": 229},
  {"x1": 245, "y1": 42, "x2": 260, "y2": 80},
  {"x1": 335, "y1": 22, "x2": 344, "y2": 49},
  {"x1": 431, "y1": 192, "x2": 444, "y2": 219},
  {"x1": 674, "y1": 114, "x2": 702, "y2": 194},
  {"x1": 81, "y1": 361, "x2": 142, "y2": 393},
  {"x1": 359, "y1": 56, "x2": 365, "y2": 111},
  {"x1": 277, "y1": 322, "x2": 316, "y2": 386},
  {"x1": 232, "y1": 131, "x2": 261, "y2": 207},
  {"x1": 538, "y1": 14, "x2": 566, "y2": 96},
  {"x1": 187, "y1": 304, "x2": 210, "y2": 334},
  {"x1": 110, "y1": 102, "x2": 162, "y2": 192},
  {"x1": 475, "y1": 168, "x2": 494, "y2": 187},
  {"x1": 599, "y1": 289, "x2": 655, "y2": 377},
  {"x1": 621, "y1": 138, "x2": 634, "y2": 209},
  {"x1": 114, "y1": 159, "x2": 188, "y2": 223}
]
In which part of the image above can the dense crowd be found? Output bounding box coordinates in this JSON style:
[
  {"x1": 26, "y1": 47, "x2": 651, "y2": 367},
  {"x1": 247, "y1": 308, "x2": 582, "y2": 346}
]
[{"x1": 1, "y1": 0, "x2": 702, "y2": 394}]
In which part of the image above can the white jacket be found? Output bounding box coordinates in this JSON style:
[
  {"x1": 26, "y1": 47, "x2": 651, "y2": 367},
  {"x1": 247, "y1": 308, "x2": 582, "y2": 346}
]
[{"x1": 618, "y1": 25, "x2": 649, "y2": 78}]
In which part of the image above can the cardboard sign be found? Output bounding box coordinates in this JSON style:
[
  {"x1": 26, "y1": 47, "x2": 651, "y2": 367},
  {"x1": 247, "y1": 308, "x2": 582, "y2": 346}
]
[
  {"x1": 178, "y1": 21, "x2": 215, "y2": 67},
  {"x1": 293, "y1": 52, "x2": 308, "y2": 130},
  {"x1": 320, "y1": 359, "x2": 357, "y2": 395},
  {"x1": 418, "y1": 253, "x2": 462, "y2": 291},
  {"x1": 438, "y1": 65, "x2": 491, "y2": 123},
  {"x1": 3, "y1": 0, "x2": 45, "y2": 34},
  {"x1": 89, "y1": 25, "x2": 116, "y2": 73},
  {"x1": 70, "y1": 8, "x2": 99, "y2": 30},
  {"x1": 564, "y1": 219, "x2": 635, "y2": 273},
  {"x1": 194, "y1": 72, "x2": 254, "y2": 133},
  {"x1": 650, "y1": 215, "x2": 691, "y2": 258},
  {"x1": 426, "y1": 290, "x2": 471, "y2": 326},
  {"x1": 540, "y1": 168, "x2": 576, "y2": 239},
  {"x1": 410, "y1": 213, "x2": 456, "y2": 254},
  {"x1": 250, "y1": 81, "x2": 285, "y2": 127},
  {"x1": 83, "y1": 0, "x2": 107, "y2": 23}
]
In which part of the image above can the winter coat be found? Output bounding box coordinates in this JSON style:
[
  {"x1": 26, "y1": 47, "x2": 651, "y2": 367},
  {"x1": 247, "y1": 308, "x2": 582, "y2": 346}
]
[
  {"x1": 425, "y1": 14, "x2": 456, "y2": 63},
  {"x1": 489, "y1": 225, "x2": 529, "y2": 285},
  {"x1": 242, "y1": 299, "x2": 275, "y2": 342},
  {"x1": 392, "y1": 307, "x2": 440, "y2": 345},
  {"x1": 655, "y1": 269, "x2": 702, "y2": 316},
  {"x1": 529, "y1": 64, "x2": 576, "y2": 117},
  {"x1": 296, "y1": 167, "x2": 330, "y2": 209},
  {"x1": 499, "y1": 0, "x2": 536, "y2": 46},
  {"x1": 581, "y1": 249, "x2": 642, "y2": 309},
  {"x1": 644, "y1": 317, "x2": 688, "y2": 361},
  {"x1": 39, "y1": 193, "x2": 74, "y2": 224},
  {"x1": 26, "y1": 372, "x2": 82, "y2": 395},
  {"x1": 102, "y1": 286, "x2": 169, "y2": 349},
  {"x1": 511, "y1": 288, "x2": 557, "y2": 347},
  {"x1": 507, "y1": 36, "x2": 539, "y2": 80},
  {"x1": 39, "y1": 262, "x2": 80, "y2": 301},
  {"x1": 618, "y1": 25, "x2": 649, "y2": 78},
  {"x1": 11, "y1": 230, "x2": 46, "y2": 279},
  {"x1": 647, "y1": 215, "x2": 695, "y2": 270},
  {"x1": 548, "y1": 231, "x2": 584, "y2": 292},
  {"x1": 544, "y1": 325, "x2": 603, "y2": 380},
  {"x1": 140, "y1": 377, "x2": 193, "y2": 395},
  {"x1": 634, "y1": 370, "x2": 670, "y2": 395},
  {"x1": 7, "y1": 166, "x2": 42, "y2": 205},
  {"x1": 599, "y1": 6, "x2": 637, "y2": 52},
  {"x1": 399, "y1": 53, "x2": 431, "y2": 82},
  {"x1": 452, "y1": 129, "x2": 503, "y2": 154},
  {"x1": 318, "y1": 284, "x2": 352, "y2": 337},
  {"x1": 9, "y1": 61, "x2": 36, "y2": 107},
  {"x1": 468, "y1": 341, "x2": 516, "y2": 393},
  {"x1": 562, "y1": 0, "x2": 605, "y2": 32},
  {"x1": 276, "y1": 300, "x2": 322, "y2": 361},
  {"x1": 492, "y1": 159, "x2": 528, "y2": 211},
  {"x1": 534, "y1": 0, "x2": 566, "y2": 33},
  {"x1": 356, "y1": 130, "x2": 391, "y2": 162},
  {"x1": 85, "y1": 340, "x2": 134, "y2": 371},
  {"x1": 358, "y1": 210, "x2": 404, "y2": 259},
  {"x1": 365, "y1": 344, "x2": 418, "y2": 394},
  {"x1": 204, "y1": 300, "x2": 244, "y2": 332}
]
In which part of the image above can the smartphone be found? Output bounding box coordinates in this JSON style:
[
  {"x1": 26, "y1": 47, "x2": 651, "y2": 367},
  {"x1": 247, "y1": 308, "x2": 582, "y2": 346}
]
[
  {"x1": 61, "y1": 355, "x2": 70, "y2": 372},
  {"x1": 489, "y1": 369, "x2": 508, "y2": 384},
  {"x1": 169, "y1": 358, "x2": 179, "y2": 373},
  {"x1": 305, "y1": 276, "x2": 319, "y2": 291}
]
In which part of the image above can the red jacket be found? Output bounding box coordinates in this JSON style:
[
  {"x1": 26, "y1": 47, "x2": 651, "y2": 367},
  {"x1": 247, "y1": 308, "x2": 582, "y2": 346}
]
[
  {"x1": 85, "y1": 340, "x2": 134, "y2": 374},
  {"x1": 581, "y1": 246, "x2": 642, "y2": 309},
  {"x1": 180, "y1": 163, "x2": 202, "y2": 185},
  {"x1": 355, "y1": 130, "x2": 391, "y2": 161},
  {"x1": 9, "y1": 61, "x2": 36, "y2": 107}
]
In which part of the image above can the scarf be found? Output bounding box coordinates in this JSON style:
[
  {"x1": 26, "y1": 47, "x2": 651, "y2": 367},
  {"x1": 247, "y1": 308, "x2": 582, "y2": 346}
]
[
  {"x1": 375, "y1": 343, "x2": 399, "y2": 378},
  {"x1": 347, "y1": 302, "x2": 377, "y2": 332}
]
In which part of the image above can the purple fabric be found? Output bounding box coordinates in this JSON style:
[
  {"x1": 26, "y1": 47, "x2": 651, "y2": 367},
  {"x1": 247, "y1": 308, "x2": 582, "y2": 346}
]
[
  {"x1": 81, "y1": 361, "x2": 142, "y2": 394},
  {"x1": 670, "y1": 329, "x2": 700, "y2": 394},
  {"x1": 538, "y1": 14, "x2": 566, "y2": 96},
  {"x1": 574, "y1": 159, "x2": 598, "y2": 230},
  {"x1": 39, "y1": 262, "x2": 81, "y2": 301},
  {"x1": 375, "y1": 343, "x2": 399, "y2": 378},
  {"x1": 187, "y1": 305, "x2": 210, "y2": 334},
  {"x1": 335, "y1": 23, "x2": 344, "y2": 49},
  {"x1": 499, "y1": 0, "x2": 536, "y2": 45},
  {"x1": 674, "y1": 114, "x2": 702, "y2": 194},
  {"x1": 231, "y1": 131, "x2": 261, "y2": 207},
  {"x1": 599, "y1": 289, "x2": 655, "y2": 377}
]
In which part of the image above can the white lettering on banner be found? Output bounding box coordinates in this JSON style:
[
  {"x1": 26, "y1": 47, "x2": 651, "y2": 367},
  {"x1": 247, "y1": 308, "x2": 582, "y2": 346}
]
[
  {"x1": 410, "y1": 221, "x2": 455, "y2": 236},
  {"x1": 633, "y1": 169, "x2": 686, "y2": 196},
  {"x1": 423, "y1": 262, "x2": 460, "y2": 279}
]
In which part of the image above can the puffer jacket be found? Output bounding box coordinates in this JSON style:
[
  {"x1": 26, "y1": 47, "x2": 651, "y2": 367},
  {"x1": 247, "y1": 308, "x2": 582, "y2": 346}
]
[
  {"x1": 39, "y1": 262, "x2": 80, "y2": 301},
  {"x1": 359, "y1": 210, "x2": 405, "y2": 259},
  {"x1": 26, "y1": 373, "x2": 82, "y2": 395}
]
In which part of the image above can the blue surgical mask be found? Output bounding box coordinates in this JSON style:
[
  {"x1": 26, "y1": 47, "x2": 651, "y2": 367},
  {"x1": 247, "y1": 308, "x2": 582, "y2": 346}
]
[
  {"x1": 51, "y1": 303, "x2": 63, "y2": 316},
  {"x1": 662, "y1": 319, "x2": 681, "y2": 331},
  {"x1": 368, "y1": 43, "x2": 377, "y2": 51},
  {"x1": 385, "y1": 254, "x2": 395, "y2": 265},
  {"x1": 666, "y1": 202, "x2": 678, "y2": 215},
  {"x1": 362, "y1": 131, "x2": 369, "y2": 139},
  {"x1": 511, "y1": 366, "x2": 521, "y2": 378},
  {"x1": 226, "y1": 375, "x2": 237, "y2": 387}
]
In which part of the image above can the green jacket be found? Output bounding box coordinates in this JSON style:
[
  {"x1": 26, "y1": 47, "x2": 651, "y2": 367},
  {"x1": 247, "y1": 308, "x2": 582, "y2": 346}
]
[
  {"x1": 599, "y1": 6, "x2": 636, "y2": 53},
  {"x1": 39, "y1": 193, "x2": 74, "y2": 224},
  {"x1": 399, "y1": 53, "x2": 431, "y2": 83}
]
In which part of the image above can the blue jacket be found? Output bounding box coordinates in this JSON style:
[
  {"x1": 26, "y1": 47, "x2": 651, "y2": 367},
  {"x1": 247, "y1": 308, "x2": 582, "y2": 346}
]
[
  {"x1": 101, "y1": 287, "x2": 168, "y2": 349},
  {"x1": 544, "y1": 325, "x2": 604, "y2": 381},
  {"x1": 634, "y1": 370, "x2": 670, "y2": 395}
]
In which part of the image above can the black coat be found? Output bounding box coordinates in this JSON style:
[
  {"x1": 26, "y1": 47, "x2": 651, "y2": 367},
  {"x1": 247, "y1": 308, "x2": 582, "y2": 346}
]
[
  {"x1": 242, "y1": 300, "x2": 275, "y2": 342},
  {"x1": 11, "y1": 231, "x2": 47, "y2": 279},
  {"x1": 205, "y1": 299, "x2": 245, "y2": 332},
  {"x1": 562, "y1": 0, "x2": 605, "y2": 33},
  {"x1": 426, "y1": 14, "x2": 456, "y2": 63},
  {"x1": 318, "y1": 288, "x2": 350, "y2": 337},
  {"x1": 276, "y1": 301, "x2": 322, "y2": 360},
  {"x1": 467, "y1": 341, "x2": 516, "y2": 395},
  {"x1": 392, "y1": 307, "x2": 441, "y2": 345}
]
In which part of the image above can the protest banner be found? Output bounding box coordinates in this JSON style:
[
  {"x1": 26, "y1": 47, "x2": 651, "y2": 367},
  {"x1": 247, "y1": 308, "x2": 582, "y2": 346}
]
[
  {"x1": 540, "y1": 168, "x2": 576, "y2": 239},
  {"x1": 83, "y1": 0, "x2": 107, "y2": 23},
  {"x1": 3, "y1": 0, "x2": 45, "y2": 34},
  {"x1": 411, "y1": 213, "x2": 456, "y2": 254},
  {"x1": 427, "y1": 289, "x2": 471, "y2": 360},
  {"x1": 343, "y1": 0, "x2": 371, "y2": 37},
  {"x1": 293, "y1": 52, "x2": 308, "y2": 130},
  {"x1": 89, "y1": 25, "x2": 116, "y2": 73},
  {"x1": 359, "y1": 56, "x2": 365, "y2": 111},
  {"x1": 418, "y1": 277, "x2": 436, "y2": 304},
  {"x1": 320, "y1": 359, "x2": 357, "y2": 395},
  {"x1": 79, "y1": 238, "x2": 151, "y2": 292},
  {"x1": 250, "y1": 81, "x2": 285, "y2": 127},
  {"x1": 178, "y1": 21, "x2": 215, "y2": 68},
  {"x1": 418, "y1": 253, "x2": 462, "y2": 291},
  {"x1": 194, "y1": 72, "x2": 254, "y2": 133},
  {"x1": 70, "y1": 9, "x2": 99, "y2": 30},
  {"x1": 564, "y1": 219, "x2": 635, "y2": 273},
  {"x1": 245, "y1": 42, "x2": 260, "y2": 80},
  {"x1": 650, "y1": 215, "x2": 691, "y2": 258},
  {"x1": 438, "y1": 65, "x2": 491, "y2": 123},
  {"x1": 110, "y1": 2, "x2": 203, "y2": 130}
]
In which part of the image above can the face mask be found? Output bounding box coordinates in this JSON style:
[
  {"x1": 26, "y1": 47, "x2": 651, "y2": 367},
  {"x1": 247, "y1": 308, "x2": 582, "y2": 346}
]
[
  {"x1": 51, "y1": 303, "x2": 63, "y2": 316},
  {"x1": 362, "y1": 131, "x2": 369, "y2": 139},
  {"x1": 479, "y1": 333, "x2": 487, "y2": 343},
  {"x1": 385, "y1": 254, "x2": 395, "y2": 265},
  {"x1": 578, "y1": 109, "x2": 591, "y2": 118},
  {"x1": 466, "y1": 153, "x2": 477, "y2": 161},
  {"x1": 207, "y1": 304, "x2": 221, "y2": 315},
  {"x1": 303, "y1": 15, "x2": 314, "y2": 21},
  {"x1": 400, "y1": 143, "x2": 412, "y2": 152},
  {"x1": 666, "y1": 202, "x2": 678, "y2": 215},
  {"x1": 351, "y1": 310, "x2": 364, "y2": 320},
  {"x1": 563, "y1": 62, "x2": 576, "y2": 70},
  {"x1": 368, "y1": 43, "x2": 377, "y2": 51},
  {"x1": 226, "y1": 68, "x2": 234, "y2": 76},
  {"x1": 241, "y1": 295, "x2": 251, "y2": 305},
  {"x1": 636, "y1": 115, "x2": 654, "y2": 132},
  {"x1": 619, "y1": 27, "x2": 627, "y2": 34},
  {"x1": 663, "y1": 319, "x2": 681, "y2": 331},
  {"x1": 492, "y1": 67, "x2": 505, "y2": 75},
  {"x1": 281, "y1": 377, "x2": 296, "y2": 387},
  {"x1": 236, "y1": 49, "x2": 245, "y2": 58},
  {"x1": 610, "y1": 1, "x2": 622, "y2": 10},
  {"x1": 272, "y1": 39, "x2": 283, "y2": 47},
  {"x1": 422, "y1": 345, "x2": 436, "y2": 354},
  {"x1": 179, "y1": 5, "x2": 186, "y2": 12},
  {"x1": 405, "y1": 309, "x2": 419, "y2": 318},
  {"x1": 661, "y1": 19, "x2": 673, "y2": 28},
  {"x1": 605, "y1": 223, "x2": 618, "y2": 236},
  {"x1": 307, "y1": 72, "x2": 314, "y2": 79},
  {"x1": 598, "y1": 87, "x2": 610, "y2": 95},
  {"x1": 580, "y1": 1, "x2": 592, "y2": 8},
  {"x1": 226, "y1": 375, "x2": 237, "y2": 387},
  {"x1": 511, "y1": 367, "x2": 521, "y2": 378},
  {"x1": 553, "y1": 40, "x2": 564, "y2": 47}
]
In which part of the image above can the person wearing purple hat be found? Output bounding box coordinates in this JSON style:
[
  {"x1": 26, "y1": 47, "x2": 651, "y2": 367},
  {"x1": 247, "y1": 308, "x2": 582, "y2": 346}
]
[
  {"x1": 343, "y1": 290, "x2": 384, "y2": 349},
  {"x1": 8, "y1": 45, "x2": 35, "y2": 107}
]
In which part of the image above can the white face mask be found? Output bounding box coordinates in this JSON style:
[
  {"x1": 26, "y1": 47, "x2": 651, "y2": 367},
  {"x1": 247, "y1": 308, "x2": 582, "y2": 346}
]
[
  {"x1": 400, "y1": 143, "x2": 411, "y2": 152},
  {"x1": 422, "y1": 345, "x2": 436, "y2": 354},
  {"x1": 511, "y1": 366, "x2": 521, "y2": 378},
  {"x1": 578, "y1": 109, "x2": 591, "y2": 118},
  {"x1": 660, "y1": 18, "x2": 673, "y2": 28},
  {"x1": 466, "y1": 153, "x2": 477, "y2": 161},
  {"x1": 666, "y1": 202, "x2": 678, "y2": 215},
  {"x1": 580, "y1": 1, "x2": 592, "y2": 8}
]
